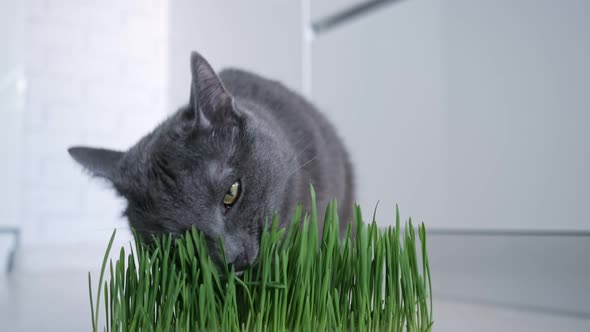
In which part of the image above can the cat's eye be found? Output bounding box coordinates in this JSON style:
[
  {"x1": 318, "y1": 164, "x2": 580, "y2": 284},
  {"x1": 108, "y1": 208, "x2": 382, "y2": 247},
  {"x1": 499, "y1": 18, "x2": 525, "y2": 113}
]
[{"x1": 223, "y1": 181, "x2": 241, "y2": 207}]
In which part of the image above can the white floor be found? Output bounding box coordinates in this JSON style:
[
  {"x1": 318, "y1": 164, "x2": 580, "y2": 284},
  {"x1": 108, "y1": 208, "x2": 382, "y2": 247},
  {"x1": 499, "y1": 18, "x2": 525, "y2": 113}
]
[
  {"x1": 435, "y1": 299, "x2": 590, "y2": 332},
  {"x1": 1, "y1": 270, "x2": 589, "y2": 332}
]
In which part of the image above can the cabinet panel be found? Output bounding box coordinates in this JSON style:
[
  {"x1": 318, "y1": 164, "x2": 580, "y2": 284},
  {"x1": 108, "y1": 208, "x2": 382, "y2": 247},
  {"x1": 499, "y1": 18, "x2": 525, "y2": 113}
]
[
  {"x1": 313, "y1": 0, "x2": 590, "y2": 230},
  {"x1": 435, "y1": 298, "x2": 590, "y2": 332},
  {"x1": 312, "y1": 0, "x2": 445, "y2": 227},
  {"x1": 444, "y1": 0, "x2": 590, "y2": 230},
  {"x1": 429, "y1": 233, "x2": 590, "y2": 317}
]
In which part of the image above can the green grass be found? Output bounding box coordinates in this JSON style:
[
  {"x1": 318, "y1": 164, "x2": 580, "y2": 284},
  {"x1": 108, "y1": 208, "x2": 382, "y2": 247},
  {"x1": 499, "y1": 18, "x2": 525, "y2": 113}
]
[{"x1": 89, "y1": 187, "x2": 433, "y2": 331}]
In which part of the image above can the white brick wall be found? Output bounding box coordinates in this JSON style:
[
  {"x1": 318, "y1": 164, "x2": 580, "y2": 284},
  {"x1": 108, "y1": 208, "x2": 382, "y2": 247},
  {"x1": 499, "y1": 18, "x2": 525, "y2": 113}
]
[{"x1": 19, "y1": 0, "x2": 169, "y2": 267}]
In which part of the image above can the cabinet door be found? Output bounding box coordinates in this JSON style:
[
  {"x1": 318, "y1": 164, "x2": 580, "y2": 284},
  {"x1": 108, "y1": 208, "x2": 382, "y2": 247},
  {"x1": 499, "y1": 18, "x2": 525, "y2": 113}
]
[
  {"x1": 312, "y1": 0, "x2": 590, "y2": 230},
  {"x1": 312, "y1": 0, "x2": 446, "y2": 228},
  {"x1": 313, "y1": 0, "x2": 590, "y2": 324},
  {"x1": 435, "y1": 297, "x2": 590, "y2": 332},
  {"x1": 444, "y1": 0, "x2": 590, "y2": 231},
  {"x1": 429, "y1": 232, "x2": 590, "y2": 320}
]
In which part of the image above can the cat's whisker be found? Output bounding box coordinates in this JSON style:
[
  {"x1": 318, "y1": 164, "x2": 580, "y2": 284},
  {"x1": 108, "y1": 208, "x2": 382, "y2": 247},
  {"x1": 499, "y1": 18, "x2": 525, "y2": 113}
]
[
  {"x1": 279, "y1": 153, "x2": 319, "y2": 185},
  {"x1": 294, "y1": 140, "x2": 315, "y2": 160},
  {"x1": 274, "y1": 139, "x2": 316, "y2": 179}
]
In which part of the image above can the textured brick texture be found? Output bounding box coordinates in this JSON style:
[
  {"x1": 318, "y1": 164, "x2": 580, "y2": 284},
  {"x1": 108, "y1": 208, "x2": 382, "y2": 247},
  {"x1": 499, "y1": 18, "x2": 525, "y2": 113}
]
[{"x1": 21, "y1": 0, "x2": 168, "y2": 253}]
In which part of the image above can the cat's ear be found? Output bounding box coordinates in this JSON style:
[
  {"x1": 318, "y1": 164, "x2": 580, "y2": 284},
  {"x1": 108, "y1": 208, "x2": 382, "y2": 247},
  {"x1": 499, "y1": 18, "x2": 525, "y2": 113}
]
[
  {"x1": 68, "y1": 146, "x2": 123, "y2": 183},
  {"x1": 185, "y1": 51, "x2": 239, "y2": 130}
]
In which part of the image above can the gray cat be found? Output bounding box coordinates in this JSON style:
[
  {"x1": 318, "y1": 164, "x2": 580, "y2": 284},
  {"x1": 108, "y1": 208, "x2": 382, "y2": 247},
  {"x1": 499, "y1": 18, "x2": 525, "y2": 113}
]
[{"x1": 68, "y1": 52, "x2": 354, "y2": 271}]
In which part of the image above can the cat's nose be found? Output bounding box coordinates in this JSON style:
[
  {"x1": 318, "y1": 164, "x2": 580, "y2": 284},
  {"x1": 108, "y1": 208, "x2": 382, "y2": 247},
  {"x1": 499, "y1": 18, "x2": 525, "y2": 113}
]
[{"x1": 228, "y1": 251, "x2": 249, "y2": 272}]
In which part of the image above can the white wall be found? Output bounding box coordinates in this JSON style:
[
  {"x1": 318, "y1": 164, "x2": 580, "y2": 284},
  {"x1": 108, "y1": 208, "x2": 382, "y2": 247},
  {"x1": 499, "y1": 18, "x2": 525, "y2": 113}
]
[
  {"x1": 168, "y1": 0, "x2": 305, "y2": 109},
  {"x1": 14, "y1": 0, "x2": 169, "y2": 271},
  {"x1": 0, "y1": 1, "x2": 25, "y2": 230},
  {"x1": 0, "y1": 1, "x2": 25, "y2": 272}
]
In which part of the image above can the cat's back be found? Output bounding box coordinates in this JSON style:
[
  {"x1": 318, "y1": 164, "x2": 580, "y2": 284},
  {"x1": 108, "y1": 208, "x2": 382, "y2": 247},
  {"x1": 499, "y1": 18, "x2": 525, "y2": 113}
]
[
  {"x1": 218, "y1": 68, "x2": 316, "y2": 130},
  {"x1": 218, "y1": 68, "x2": 338, "y2": 149},
  {"x1": 219, "y1": 68, "x2": 354, "y2": 226}
]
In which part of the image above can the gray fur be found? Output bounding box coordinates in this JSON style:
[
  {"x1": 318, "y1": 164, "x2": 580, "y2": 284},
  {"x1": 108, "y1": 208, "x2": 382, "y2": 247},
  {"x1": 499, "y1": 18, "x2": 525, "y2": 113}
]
[{"x1": 68, "y1": 52, "x2": 354, "y2": 271}]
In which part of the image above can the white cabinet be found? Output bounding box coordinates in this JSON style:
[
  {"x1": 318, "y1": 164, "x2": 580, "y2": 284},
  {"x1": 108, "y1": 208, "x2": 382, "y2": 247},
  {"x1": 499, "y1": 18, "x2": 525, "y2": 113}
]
[
  {"x1": 311, "y1": 1, "x2": 590, "y2": 324},
  {"x1": 429, "y1": 232, "x2": 590, "y2": 318},
  {"x1": 444, "y1": 0, "x2": 590, "y2": 231},
  {"x1": 436, "y1": 298, "x2": 590, "y2": 332},
  {"x1": 312, "y1": 0, "x2": 590, "y2": 230},
  {"x1": 312, "y1": 0, "x2": 446, "y2": 228}
]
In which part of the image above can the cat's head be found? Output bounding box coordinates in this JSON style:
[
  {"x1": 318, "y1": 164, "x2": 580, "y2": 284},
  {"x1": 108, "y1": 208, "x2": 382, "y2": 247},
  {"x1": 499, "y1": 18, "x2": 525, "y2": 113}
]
[{"x1": 68, "y1": 52, "x2": 294, "y2": 271}]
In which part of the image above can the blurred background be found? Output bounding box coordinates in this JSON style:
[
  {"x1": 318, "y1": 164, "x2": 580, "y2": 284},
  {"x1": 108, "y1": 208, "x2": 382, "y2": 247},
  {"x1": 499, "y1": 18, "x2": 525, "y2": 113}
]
[{"x1": 1, "y1": 0, "x2": 589, "y2": 331}]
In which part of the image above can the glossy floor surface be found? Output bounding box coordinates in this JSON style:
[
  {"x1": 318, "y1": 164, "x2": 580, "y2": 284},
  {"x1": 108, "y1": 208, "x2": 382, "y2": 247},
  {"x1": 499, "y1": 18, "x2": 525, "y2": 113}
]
[{"x1": 1, "y1": 270, "x2": 589, "y2": 331}]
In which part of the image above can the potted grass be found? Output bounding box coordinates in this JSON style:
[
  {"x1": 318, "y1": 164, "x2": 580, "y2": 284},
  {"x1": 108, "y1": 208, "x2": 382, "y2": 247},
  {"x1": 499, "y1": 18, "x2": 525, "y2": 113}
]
[{"x1": 88, "y1": 188, "x2": 433, "y2": 331}]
